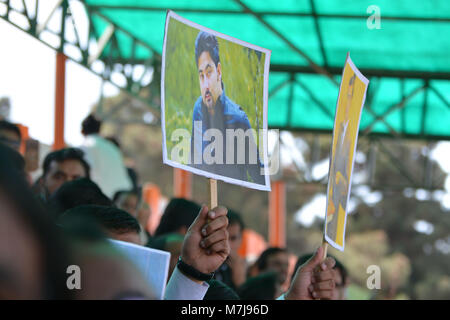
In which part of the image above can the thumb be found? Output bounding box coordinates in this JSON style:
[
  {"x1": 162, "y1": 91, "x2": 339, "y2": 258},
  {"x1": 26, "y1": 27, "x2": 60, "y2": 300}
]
[
  {"x1": 188, "y1": 204, "x2": 209, "y2": 232},
  {"x1": 301, "y1": 246, "x2": 324, "y2": 273}
]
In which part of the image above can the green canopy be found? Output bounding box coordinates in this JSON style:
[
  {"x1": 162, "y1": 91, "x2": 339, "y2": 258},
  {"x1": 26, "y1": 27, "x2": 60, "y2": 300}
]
[
  {"x1": 84, "y1": 0, "x2": 450, "y2": 140},
  {"x1": 2, "y1": 0, "x2": 449, "y2": 139}
]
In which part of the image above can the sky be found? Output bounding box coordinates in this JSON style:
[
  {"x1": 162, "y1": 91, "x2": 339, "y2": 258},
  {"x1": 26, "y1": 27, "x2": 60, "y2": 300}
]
[{"x1": 0, "y1": 13, "x2": 118, "y2": 147}]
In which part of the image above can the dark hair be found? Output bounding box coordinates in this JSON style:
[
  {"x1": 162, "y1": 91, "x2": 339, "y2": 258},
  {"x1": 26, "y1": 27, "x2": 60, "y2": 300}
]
[
  {"x1": 227, "y1": 209, "x2": 245, "y2": 231},
  {"x1": 154, "y1": 198, "x2": 201, "y2": 237},
  {"x1": 204, "y1": 279, "x2": 240, "y2": 300},
  {"x1": 42, "y1": 148, "x2": 90, "y2": 178},
  {"x1": 81, "y1": 114, "x2": 101, "y2": 135},
  {"x1": 48, "y1": 178, "x2": 113, "y2": 218},
  {"x1": 0, "y1": 144, "x2": 73, "y2": 299},
  {"x1": 112, "y1": 189, "x2": 140, "y2": 204},
  {"x1": 256, "y1": 247, "x2": 288, "y2": 271},
  {"x1": 195, "y1": 31, "x2": 220, "y2": 68},
  {"x1": 0, "y1": 120, "x2": 21, "y2": 140},
  {"x1": 59, "y1": 205, "x2": 141, "y2": 235},
  {"x1": 237, "y1": 272, "x2": 278, "y2": 300},
  {"x1": 0, "y1": 144, "x2": 25, "y2": 173},
  {"x1": 293, "y1": 253, "x2": 348, "y2": 285}
]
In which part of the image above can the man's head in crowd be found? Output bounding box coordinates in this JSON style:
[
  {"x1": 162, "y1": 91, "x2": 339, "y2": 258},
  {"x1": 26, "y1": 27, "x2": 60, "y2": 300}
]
[
  {"x1": 59, "y1": 205, "x2": 142, "y2": 245},
  {"x1": 154, "y1": 198, "x2": 201, "y2": 237},
  {"x1": 0, "y1": 120, "x2": 21, "y2": 152},
  {"x1": 81, "y1": 114, "x2": 101, "y2": 136},
  {"x1": 113, "y1": 190, "x2": 140, "y2": 218},
  {"x1": 294, "y1": 253, "x2": 349, "y2": 300},
  {"x1": 227, "y1": 209, "x2": 245, "y2": 257},
  {"x1": 42, "y1": 148, "x2": 90, "y2": 197},
  {"x1": 48, "y1": 178, "x2": 112, "y2": 217},
  {"x1": 256, "y1": 247, "x2": 290, "y2": 285}
]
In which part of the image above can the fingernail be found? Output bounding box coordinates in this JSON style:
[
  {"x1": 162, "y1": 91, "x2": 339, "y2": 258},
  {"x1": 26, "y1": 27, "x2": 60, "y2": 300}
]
[
  {"x1": 209, "y1": 211, "x2": 216, "y2": 219},
  {"x1": 321, "y1": 263, "x2": 327, "y2": 270},
  {"x1": 201, "y1": 228, "x2": 207, "y2": 236},
  {"x1": 200, "y1": 240, "x2": 205, "y2": 248},
  {"x1": 206, "y1": 249, "x2": 211, "y2": 255},
  {"x1": 312, "y1": 292, "x2": 317, "y2": 298}
]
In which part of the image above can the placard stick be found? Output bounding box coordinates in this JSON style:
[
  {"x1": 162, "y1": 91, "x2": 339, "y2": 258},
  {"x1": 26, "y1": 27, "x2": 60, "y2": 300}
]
[
  {"x1": 321, "y1": 239, "x2": 328, "y2": 262},
  {"x1": 209, "y1": 178, "x2": 218, "y2": 210}
]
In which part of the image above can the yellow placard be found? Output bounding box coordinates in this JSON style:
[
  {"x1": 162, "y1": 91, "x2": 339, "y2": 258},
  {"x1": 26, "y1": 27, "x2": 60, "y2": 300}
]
[{"x1": 324, "y1": 54, "x2": 369, "y2": 251}]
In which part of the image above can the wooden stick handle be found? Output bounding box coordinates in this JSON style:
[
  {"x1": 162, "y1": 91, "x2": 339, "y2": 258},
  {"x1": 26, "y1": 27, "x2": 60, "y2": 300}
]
[
  {"x1": 209, "y1": 179, "x2": 218, "y2": 209},
  {"x1": 321, "y1": 240, "x2": 328, "y2": 262}
]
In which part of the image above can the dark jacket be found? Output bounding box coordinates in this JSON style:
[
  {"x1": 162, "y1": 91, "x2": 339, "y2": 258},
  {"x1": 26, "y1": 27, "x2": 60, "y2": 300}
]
[{"x1": 190, "y1": 91, "x2": 265, "y2": 185}]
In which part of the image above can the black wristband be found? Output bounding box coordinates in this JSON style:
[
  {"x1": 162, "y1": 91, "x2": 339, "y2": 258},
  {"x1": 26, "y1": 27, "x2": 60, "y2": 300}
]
[{"x1": 177, "y1": 257, "x2": 215, "y2": 281}]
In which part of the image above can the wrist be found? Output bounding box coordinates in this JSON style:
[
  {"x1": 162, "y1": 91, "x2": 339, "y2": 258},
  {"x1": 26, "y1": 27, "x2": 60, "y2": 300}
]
[{"x1": 177, "y1": 257, "x2": 215, "y2": 283}]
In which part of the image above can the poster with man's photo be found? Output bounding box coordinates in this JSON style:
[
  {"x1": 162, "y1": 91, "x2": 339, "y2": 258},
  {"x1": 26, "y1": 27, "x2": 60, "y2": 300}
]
[{"x1": 161, "y1": 10, "x2": 271, "y2": 191}]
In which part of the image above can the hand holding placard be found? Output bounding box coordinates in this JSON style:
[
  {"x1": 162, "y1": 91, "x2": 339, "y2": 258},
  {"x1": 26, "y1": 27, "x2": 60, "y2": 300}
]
[
  {"x1": 181, "y1": 205, "x2": 230, "y2": 280},
  {"x1": 285, "y1": 246, "x2": 336, "y2": 300}
]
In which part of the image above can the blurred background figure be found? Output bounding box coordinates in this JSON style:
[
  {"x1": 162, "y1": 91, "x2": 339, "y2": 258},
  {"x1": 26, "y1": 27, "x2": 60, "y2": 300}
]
[
  {"x1": 153, "y1": 198, "x2": 200, "y2": 237},
  {"x1": 214, "y1": 209, "x2": 247, "y2": 291},
  {"x1": 237, "y1": 272, "x2": 282, "y2": 300},
  {"x1": 80, "y1": 114, "x2": 132, "y2": 198},
  {"x1": 148, "y1": 232, "x2": 184, "y2": 280},
  {"x1": 254, "y1": 247, "x2": 290, "y2": 288},
  {"x1": 47, "y1": 178, "x2": 112, "y2": 218},
  {"x1": 59, "y1": 205, "x2": 142, "y2": 245},
  {"x1": 0, "y1": 120, "x2": 21, "y2": 152},
  {"x1": 113, "y1": 189, "x2": 152, "y2": 246},
  {"x1": 0, "y1": 144, "x2": 72, "y2": 299}
]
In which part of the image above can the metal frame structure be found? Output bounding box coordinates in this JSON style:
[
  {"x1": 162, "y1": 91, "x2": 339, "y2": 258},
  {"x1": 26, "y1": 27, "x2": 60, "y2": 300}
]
[{"x1": 0, "y1": 0, "x2": 161, "y2": 116}]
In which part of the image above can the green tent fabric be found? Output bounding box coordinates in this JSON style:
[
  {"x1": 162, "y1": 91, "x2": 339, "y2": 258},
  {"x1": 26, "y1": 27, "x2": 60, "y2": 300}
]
[{"x1": 85, "y1": 0, "x2": 450, "y2": 140}]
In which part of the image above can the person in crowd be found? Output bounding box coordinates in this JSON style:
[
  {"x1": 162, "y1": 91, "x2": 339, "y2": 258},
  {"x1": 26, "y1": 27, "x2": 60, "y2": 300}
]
[
  {"x1": 113, "y1": 189, "x2": 151, "y2": 245},
  {"x1": 214, "y1": 209, "x2": 247, "y2": 291},
  {"x1": 294, "y1": 253, "x2": 349, "y2": 300},
  {"x1": 47, "y1": 178, "x2": 113, "y2": 218},
  {"x1": 0, "y1": 120, "x2": 21, "y2": 152},
  {"x1": 153, "y1": 198, "x2": 201, "y2": 237},
  {"x1": 148, "y1": 233, "x2": 185, "y2": 280},
  {"x1": 0, "y1": 146, "x2": 73, "y2": 299},
  {"x1": 80, "y1": 114, "x2": 132, "y2": 198},
  {"x1": 113, "y1": 190, "x2": 140, "y2": 218},
  {"x1": 106, "y1": 136, "x2": 140, "y2": 191},
  {"x1": 36, "y1": 148, "x2": 90, "y2": 201},
  {"x1": 255, "y1": 247, "x2": 290, "y2": 286},
  {"x1": 0, "y1": 143, "x2": 25, "y2": 174},
  {"x1": 59, "y1": 205, "x2": 142, "y2": 245},
  {"x1": 238, "y1": 272, "x2": 281, "y2": 300}
]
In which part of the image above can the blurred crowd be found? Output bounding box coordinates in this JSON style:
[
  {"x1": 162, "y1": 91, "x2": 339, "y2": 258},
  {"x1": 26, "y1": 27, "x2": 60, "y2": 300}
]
[{"x1": 0, "y1": 115, "x2": 345, "y2": 300}]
